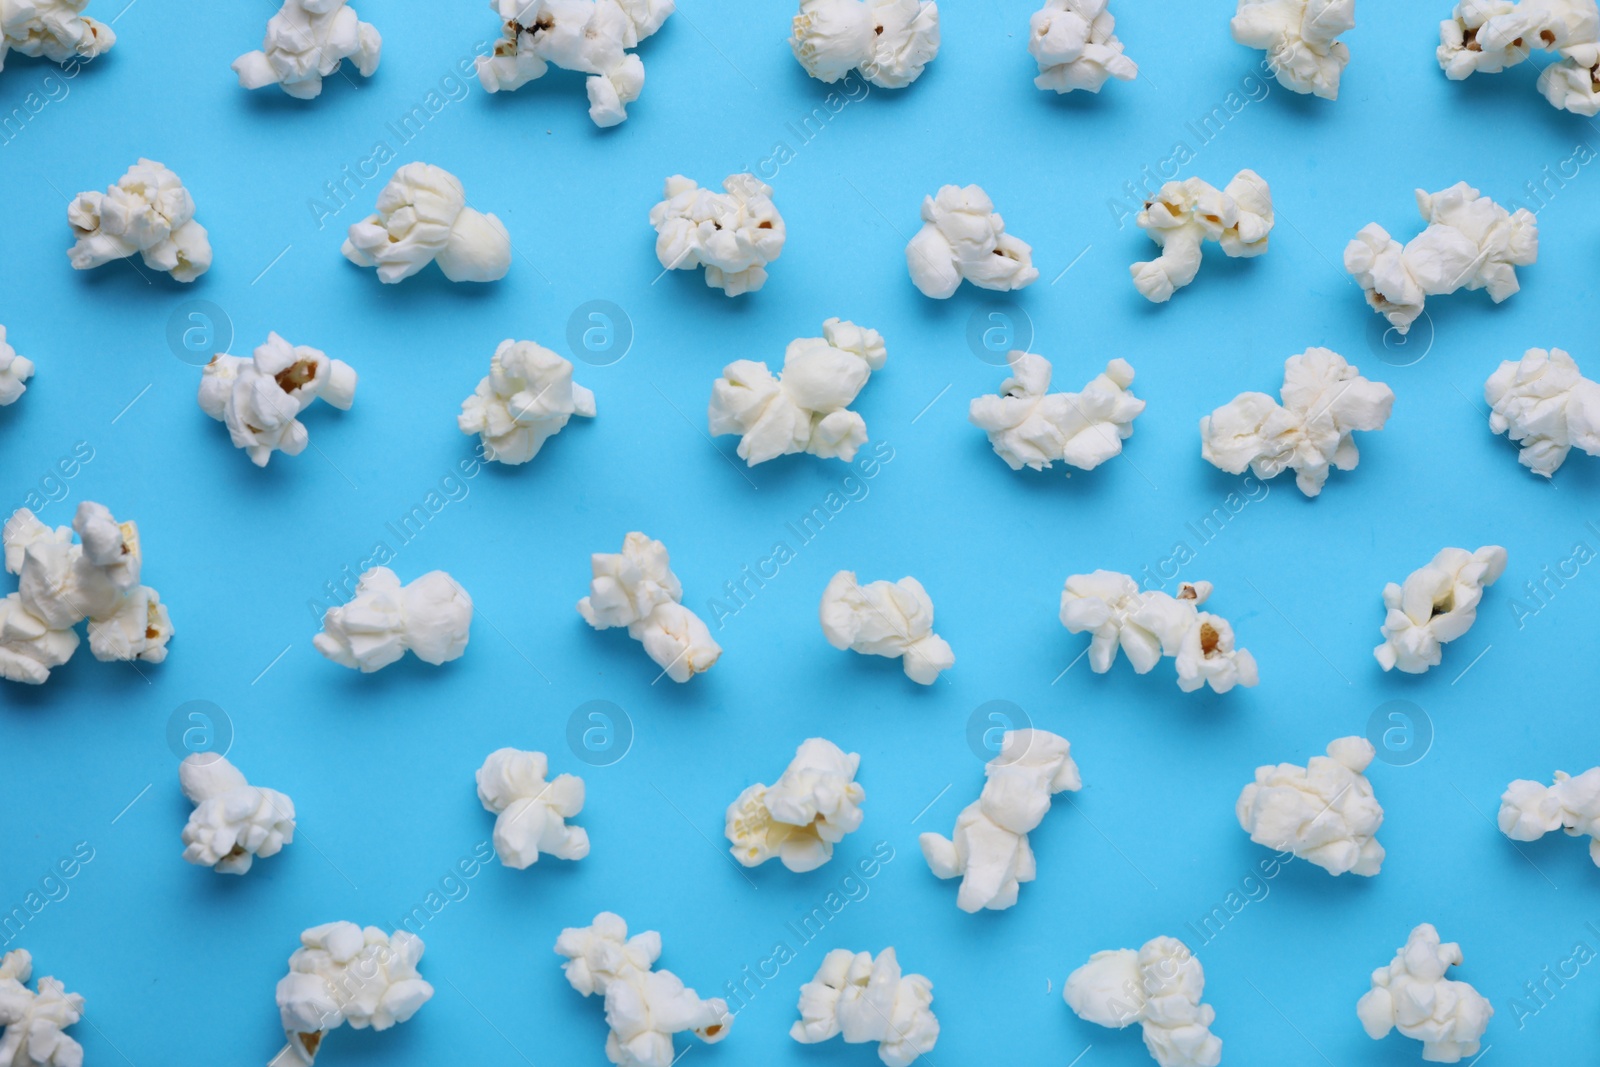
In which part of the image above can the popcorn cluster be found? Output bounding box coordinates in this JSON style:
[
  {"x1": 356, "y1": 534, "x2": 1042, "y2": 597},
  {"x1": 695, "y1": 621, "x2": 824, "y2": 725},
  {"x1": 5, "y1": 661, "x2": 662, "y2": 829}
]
[
  {"x1": 790, "y1": 947, "x2": 939, "y2": 1066},
  {"x1": 458, "y1": 340, "x2": 595, "y2": 465},
  {"x1": 1028, "y1": 0, "x2": 1137, "y2": 93},
  {"x1": 198, "y1": 333, "x2": 357, "y2": 467},
  {"x1": 709, "y1": 318, "x2": 886, "y2": 466},
  {"x1": 1374, "y1": 546, "x2": 1505, "y2": 674},
  {"x1": 906, "y1": 184, "x2": 1038, "y2": 299},
  {"x1": 1131, "y1": 170, "x2": 1272, "y2": 302},
  {"x1": 556, "y1": 912, "x2": 731, "y2": 1067},
  {"x1": 314, "y1": 568, "x2": 473, "y2": 672},
  {"x1": 1236, "y1": 736, "x2": 1384, "y2": 877},
  {"x1": 1485, "y1": 347, "x2": 1600, "y2": 477},
  {"x1": 1439, "y1": 0, "x2": 1600, "y2": 115},
  {"x1": 1345, "y1": 183, "x2": 1537, "y2": 335},
  {"x1": 920, "y1": 729, "x2": 1080, "y2": 912},
  {"x1": 342, "y1": 163, "x2": 511, "y2": 283},
  {"x1": 1357, "y1": 924, "x2": 1492, "y2": 1063},
  {"x1": 969, "y1": 353, "x2": 1144, "y2": 474},
  {"x1": 1499, "y1": 767, "x2": 1600, "y2": 865},
  {"x1": 274, "y1": 923, "x2": 433, "y2": 1066},
  {"x1": 1064, "y1": 936, "x2": 1221, "y2": 1067},
  {"x1": 649, "y1": 174, "x2": 786, "y2": 296},
  {"x1": 1231, "y1": 0, "x2": 1354, "y2": 99},
  {"x1": 726, "y1": 737, "x2": 865, "y2": 872},
  {"x1": 790, "y1": 0, "x2": 940, "y2": 88},
  {"x1": 0, "y1": 0, "x2": 113, "y2": 72},
  {"x1": 578, "y1": 532, "x2": 721, "y2": 682},
  {"x1": 180, "y1": 753, "x2": 296, "y2": 875},
  {"x1": 477, "y1": 0, "x2": 674, "y2": 126},
  {"x1": 1, "y1": 502, "x2": 172, "y2": 685},
  {"x1": 233, "y1": 0, "x2": 380, "y2": 98},
  {"x1": 1060, "y1": 573, "x2": 1258, "y2": 693},
  {"x1": 820, "y1": 571, "x2": 953, "y2": 685},
  {"x1": 67, "y1": 159, "x2": 211, "y2": 282},
  {"x1": 476, "y1": 748, "x2": 589, "y2": 869},
  {"x1": 1199, "y1": 348, "x2": 1393, "y2": 497},
  {"x1": 0, "y1": 327, "x2": 34, "y2": 407},
  {"x1": 0, "y1": 950, "x2": 83, "y2": 1067}
]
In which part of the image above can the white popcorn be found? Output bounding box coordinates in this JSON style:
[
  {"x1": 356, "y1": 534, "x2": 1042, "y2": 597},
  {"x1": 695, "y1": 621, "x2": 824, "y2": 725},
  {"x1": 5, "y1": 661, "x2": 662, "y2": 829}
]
[
  {"x1": 1, "y1": 501, "x2": 172, "y2": 685},
  {"x1": 0, "y1": 0, "x2": 113, "y2": 72},
  {"x1": 1200, "y1": 348, "x2": 1393, "y2": 497},
  {"x1": 1060, "y1": 572, "x2": 1258, "y2": 694},
  {"x1": 1064, "y1": 937, "x2": 1221, "y2": 1067},
  {"x1": 458, "y1": 340, "x2": 595, "y2": 465},
  {"x1": 0, "y1": 327, "x2": 34, "y2": 407},
  {"x1": 819, "y1": 571, "x2": 953, "y2": 685},
  {"x1": 969, "y1": 352, "x2": 1144, "y2": 473},
  {"x1": 906, "y1": 184, "x2": 1038, "y2": 300},
  {"x1": 314, "y1": 568, "x2": 472, "y2": 672},
  {"x1": 790, "y1": 0, "x2": 940, "y2": 88},
  {"x1": 649, "y1": 174, "x2": 785, "y2": 297},
  {"x1": 477, "y1": 0, "x2": 673, "y2": 126},
  {"x1": 180, "y1": 753, "x2": 295, "y2": 875},
  {"x1": 1231, "y1": 0, "x2": 1354, "y2": 99},
  {"x1": 0, "y1": 950, "x2": 83, "y2": 1067},
  {"x1": 1130, "y1": 170, "x2": 1272, "y2": 303},
  {"x1": 919, "y1": 729, "x2": 1080, "y2": 912},
  {"x1": 1439, "y1": 0, "x2": 1600, "y2": 115},
  {"x1": 476, "y1": 748, "x2": 589, "y2": 869},
  {"x1": 1485, "y1": 347, "x2": 1600, "y2": 477},
  {"x1": 577, "y1": 532, "x2": 721, "y2": 682},
  {"x1": 1374, "y1": 546, "x2": 1505, "y2": 674},
  {"x1": 709, "y1": 318, "x2": 886, "y2": 467},
  {"x1": 1029, "y1": 0, "x2": 1136, "y2": 93},
  {"x1": 1236, "y1": 736, "x2": 1383, "y2": 877},
  {"x1": 341, "y1": 163, "x2": 511, "y2": 284},
  {"x1": 1498, "y1": 767, "x2": 1600, "y2": 864},
  {"x1": 555, "y1": 912, "x2": 731, "y2": 1067},
  {"x1": 790, "y1": 947, "x2": 938, "y2": 1066},
  {"x1": 726, "y1": 738, "x2": 865, "y2": 873},
  {"x1": 1357, "y1": 924, "x2": 1491, "y2": 1063},
  {"x1": 273, "y1": 923, "x2": 433, "y2": 1066},
  {"x1": 198, "y1": 333, "x2": 356, "y2": 467},
  {"x1": 233, "y1": 0, "x2": 380, "y2": 98},
  {"x1": 67, "y1": 159, "x2": 211, "y2": 282},
  {"x1": 1345, "y1": 183, "x2": 1537, "y2": 335}
]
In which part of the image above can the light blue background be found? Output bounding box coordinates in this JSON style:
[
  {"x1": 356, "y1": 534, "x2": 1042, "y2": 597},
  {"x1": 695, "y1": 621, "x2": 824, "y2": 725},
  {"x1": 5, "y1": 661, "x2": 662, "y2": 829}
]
[{"x1": 2, "y1": 1, "x2": 1598, "y2": 1064}]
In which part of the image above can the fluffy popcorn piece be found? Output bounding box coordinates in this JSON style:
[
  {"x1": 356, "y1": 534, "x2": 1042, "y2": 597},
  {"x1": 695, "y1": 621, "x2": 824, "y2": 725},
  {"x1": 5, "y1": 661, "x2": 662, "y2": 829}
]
[
  {"x1": 1130, "y1": 170, "x2": 1272, "y2": 303},
  {"x1": 906, "y1": 184, "x2": 1038, "y2": 300},
  {"x1": 1231, "y1": 0, "x2": 1354, "y2": 99},
  {"x1": 556, "y1": 912, "x2": 731, "y2": 1067},
  {"x1": 1060, "y1": 571, "x2": 1258, "y2": 693},
  {"x1": 1438, "y1": 0, "x2": 1600, "y2": 115},
  {"x1": 458, "y1": 340, "x2": 595, "y2": 465},
  {"x1": 342, "y1": 163, "x2": 511, "y2": 284},
  {"x1": 180, "y1": 753, "x2": 295, "y2": 875},
  {"x1": 477, "y1": 0, "x2": 673, "y2": 126},
  {"x1": 649, "y1": 174, "x2": 785, "y2": 297},
  {"x1": 1374, "y1": 546, "x2": 1505, "y2": 674},
  {"x1": 919, "y1": 729, "x2": 1080, "y2": 912},
  {"x1": 577, "y1": 532, "x2": 721, "y2": 682},
  {"x1": 476, "y1": 748, "x2": 589, "y2": 869},
  {"x1": 1065, "y1": 937, "x2": 1221, "y2": 1067},
  {"x1": 1236, "y1": 736, "x2": 1383, "y2": 876},
  {"x1": 198, "y1": 333, "x2": 356, "y2": 467},
  {"x1": 1357, "y1": 924, "x2": 1491, "y2": 1063},
  {"x1": 709, "y1": 318, "x2": 886, "y2": 466},
  {"x1": 1484, "y1": 347, "x2": 1600, "y2": 477},
  {"x1": 1029, "y1": 0, "x2": 1136, "y2": 93},
  {"x1": 1345, "y1": 183, "x2": 1537, "y2": 335},
  {"x1": 273, "y1": 923, "x2": 432, "y2": 1066},
  {"x1": 1200, "y1": 348, "x2": 1393, "y2": 497},
  {"x1": 0, "y1": 327, "x2": 33, "y2": 407},
  {"x1": 0, "y1": 950, "x2": 83, "y2": 1067},
  {"x1": 67, "y1": 159, "x2": 211, "y2": 282},
  {"x1": 0, "y1": 0, "x2": 113, "y2": 71},
  {"x1": 314, "y1": 568, "x2": 472, "y2": 672},
  {"x1": 791, "y1": 947, "x2": 938, "y2": 1066},
  {"x1": 233, "y1": 0, "x2": 380, "y2": 99},
  {"x1": 970, "y1": 353, "x2": 1144, "y2": 473},
  {"x1": 789, "y1": 0, "x2": 940, "y2": 89},
  {"x1": 1498, "y1": 767, "x2": 1600, "y2": 864},
  {"x1": 819, "y1": 571, "x2": 953, "y2": 685},
  {"x1": 726, "y1": 738, "x2": 865, "y2": 873}
]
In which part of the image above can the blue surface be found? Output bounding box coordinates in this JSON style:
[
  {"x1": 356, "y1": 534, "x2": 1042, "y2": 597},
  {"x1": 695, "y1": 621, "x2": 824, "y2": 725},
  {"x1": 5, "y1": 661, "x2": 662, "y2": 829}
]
[{"x1": 2, "y1": 2, "x2": 1598, "y2": 1064}]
